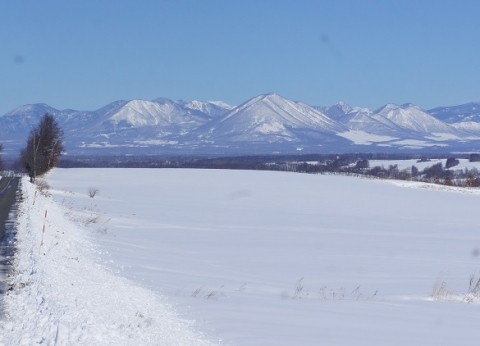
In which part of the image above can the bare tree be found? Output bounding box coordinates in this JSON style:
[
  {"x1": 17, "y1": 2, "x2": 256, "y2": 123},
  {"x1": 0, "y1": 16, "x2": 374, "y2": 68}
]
[{"x1": 21, "y1": 113, "x2": 64, "y2": 181}]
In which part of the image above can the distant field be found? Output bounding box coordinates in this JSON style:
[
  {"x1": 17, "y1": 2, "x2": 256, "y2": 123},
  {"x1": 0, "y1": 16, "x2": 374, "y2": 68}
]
[{"x1": 46, "y1": 168, "x2": 480, "y2": 345}]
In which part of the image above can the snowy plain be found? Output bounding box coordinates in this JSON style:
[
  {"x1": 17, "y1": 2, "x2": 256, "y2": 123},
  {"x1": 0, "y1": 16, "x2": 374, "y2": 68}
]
[{"x1": 2, "y1": 168, "x2": 480, "y2": 345}]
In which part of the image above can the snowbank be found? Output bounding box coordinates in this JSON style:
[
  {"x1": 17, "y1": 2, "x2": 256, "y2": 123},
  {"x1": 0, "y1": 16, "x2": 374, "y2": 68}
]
[{"x1": 0, "y1": 177, "x2": 214, "y2": 345}]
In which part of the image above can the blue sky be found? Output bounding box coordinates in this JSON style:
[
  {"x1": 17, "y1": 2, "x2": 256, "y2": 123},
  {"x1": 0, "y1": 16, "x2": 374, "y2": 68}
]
[{"x1": 1, "y1": 0, "x2": 480, "y2": 114}]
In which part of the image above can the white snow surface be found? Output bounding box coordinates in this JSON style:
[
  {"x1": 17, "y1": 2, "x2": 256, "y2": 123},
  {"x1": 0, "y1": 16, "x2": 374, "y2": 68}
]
[
  {"x1": 338, "y1": 130, "x2": 397, "y2": 144},
  {"x1": 374, "y1": 103, "x2": 457, "y2": 134},
  {"x1": 390, "y1": 139, "x2": 449, "y2": 148},
  {"x1": 452, "y1": 121, "x2": 480, "y2": 136},
  {"x1": 109, "y1": 99, "x2": 197, "y2": 128},
  {"x1": 0, "y1": 176, "x2": 214, "y2": 346},
  {"x1": 183, "y1": 100, "x2": 233, "y2": 118},
  {"x1": 3, "y1": 169, "x2": 480, "y2": 345},
  {"x1": 208, "y1": 93, "x2": 345, "y2": 141}
]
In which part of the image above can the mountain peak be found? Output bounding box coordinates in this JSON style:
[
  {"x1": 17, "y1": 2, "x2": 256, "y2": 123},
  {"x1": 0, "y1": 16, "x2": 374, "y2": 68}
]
[
  {"x1": 400, "y1": 103, "x2": 424, "y2": 111},
  {"x1": 376, "y1": 103, "x2": 423, "y2": 113},
  {"x1": 334, "y1": 101, "x2": 353, "y2": 113},
  {"x1": 323, "y1": 102, "x2": 353, "y2": 119},
  {"x1": 3, "y1": 103, "x2": 60, "y2": 118},
  {"x1": 213, "y1": 92, "x2": 345, "y2": 143},
  {"x1": 257, "y1": 92, "x2": 284, "y2": 102},
  {"x1": 182, "y1": 100, "x2": 232, "y2": 118},
  {"x1": 263, "y1": 92, "x2": 280, "y2": 97},
  {"x1": 208, "y1": 100, "x2": 233, "y2": 110},
  {"x1": 152, "y1": 97, "x2": 177, "y2": 105},
  {"x1": 375, "y1": 103, "x2": 399, "y2": 113}
]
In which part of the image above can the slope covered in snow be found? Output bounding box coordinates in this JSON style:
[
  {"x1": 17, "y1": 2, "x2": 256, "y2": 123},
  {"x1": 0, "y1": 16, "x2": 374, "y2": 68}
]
[
  {"x1": 0, "y1": 177, "x2": 215, "y2": 345},
  {"x1": 336, "y1": 106, "x2": 409, "y2": 138},
  {"x1": 373, "y1": 103, "x2": 459, "y2": 137},
  {"x1": 452, "y1": 121, "x2": 480, "y2": 137},
  {"x1": 181, "y1": 100, "x2": 233, "y2": 118},
  {"x1": 106, "y1": 99, "x2": 209, "y2": 128},
  {"x1": 324, "y1": 103, "x2": 440, "y2": 145},
  {"x1": 0, "y1": 104, "x2": 64, "y2": 136},
  {"x1": 205, "y1": 93, "x2": 346, "y2": 142},
  {"x1": 15, "y1": 168, "x2": 480, "y2": 346}
]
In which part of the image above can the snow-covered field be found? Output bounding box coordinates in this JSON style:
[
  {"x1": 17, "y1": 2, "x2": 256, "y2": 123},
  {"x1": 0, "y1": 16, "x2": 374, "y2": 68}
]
[{"x1": 2, "y1": 168, "x2": 480, "y2": 345}]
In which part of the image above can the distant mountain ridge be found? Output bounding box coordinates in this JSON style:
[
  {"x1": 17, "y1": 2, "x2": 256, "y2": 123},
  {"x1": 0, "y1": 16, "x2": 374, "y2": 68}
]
[
  {"x1": 428, "y1": 102, "x2": 480, "y2": 123},
  {"x1": 1, "y1": 93, "x2": 480, "y2": 158}
]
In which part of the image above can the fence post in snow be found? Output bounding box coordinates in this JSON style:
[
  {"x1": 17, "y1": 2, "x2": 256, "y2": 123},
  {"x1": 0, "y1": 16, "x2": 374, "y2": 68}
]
[{"x1": 40, "y1": 209, "x2": 47, "y2": 247}]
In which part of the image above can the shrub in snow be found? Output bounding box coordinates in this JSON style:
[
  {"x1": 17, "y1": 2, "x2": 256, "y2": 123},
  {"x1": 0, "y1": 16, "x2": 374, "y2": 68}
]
[
  {"x1": 88, "y1": 187, "x2": 99, "y2": 198},
  {"x1": 35, "y1": 179, "x2": 51, "y2": 196},
  {"x1": 432, "y1": 274, "x2": 480, "y2": 303}
]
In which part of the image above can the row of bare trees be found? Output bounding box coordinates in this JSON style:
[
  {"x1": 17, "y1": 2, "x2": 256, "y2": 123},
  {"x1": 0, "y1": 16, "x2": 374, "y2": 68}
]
[
  {"x1": 0, "y1": 113, "x2": 63, "y2": 180},
  {"x1": 20, "y1": 113, "x2": 64, "y2": 181}
]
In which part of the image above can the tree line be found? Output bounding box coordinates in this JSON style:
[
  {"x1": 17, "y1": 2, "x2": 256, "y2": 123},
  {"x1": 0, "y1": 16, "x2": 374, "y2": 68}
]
[{"x1": 57, "y1": 152, "x2": 480, "y2": 188}]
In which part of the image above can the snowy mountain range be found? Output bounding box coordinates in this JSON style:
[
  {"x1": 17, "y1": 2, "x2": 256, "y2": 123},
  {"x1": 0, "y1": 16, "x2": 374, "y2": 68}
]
[{"x1": 1, "y1": 93, "x2": 480, "y2": 158}]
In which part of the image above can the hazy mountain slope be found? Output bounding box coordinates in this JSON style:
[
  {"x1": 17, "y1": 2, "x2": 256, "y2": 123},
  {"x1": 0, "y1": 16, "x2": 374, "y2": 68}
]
[
  {"x1": 428, "y1": 102, "x2": 480, "y2": 123},
  {"x1": 325, "y1": 103, "x2": 411, "y2": 138}
]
